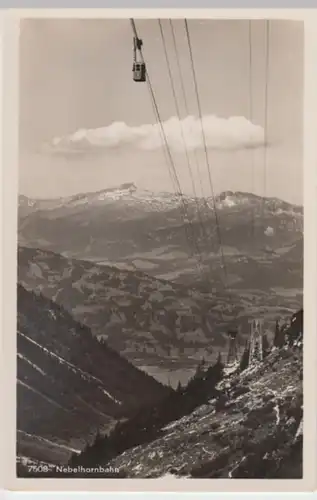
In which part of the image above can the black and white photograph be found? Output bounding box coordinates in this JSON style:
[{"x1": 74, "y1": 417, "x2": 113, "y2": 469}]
[{"x1": 15, "y1": 15, "x2": 304, "y2": 481}]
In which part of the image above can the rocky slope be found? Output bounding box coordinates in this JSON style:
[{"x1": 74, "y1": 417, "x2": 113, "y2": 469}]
[
  {"x1": 18, "y1": 186, "x2": 303, "y2": 289},
  {"x1": 67, "y1": 310, "x2": 304, "y2": 479},
  {"x1": 18, "y1": 246, "x2": 302, "y2": 382},
  {"x1": 17, "y1": 284, "x2": 170, "y2": 465},
  {"x1": 105, "y1": 346, "x2": 302, "y2": 479}
]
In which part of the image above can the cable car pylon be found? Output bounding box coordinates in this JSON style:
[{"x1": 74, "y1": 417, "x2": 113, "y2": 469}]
[
  {"x1": 248, "y1": 318, "x2": 264, "y2": 366},
  {"x1": 226, "y1": 327, "x2": 239, "y2": 365}
]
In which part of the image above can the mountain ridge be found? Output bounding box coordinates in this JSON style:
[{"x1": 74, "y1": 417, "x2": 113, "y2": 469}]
[
  {"x1": 18, "y1": 185, "x2": 303, "y2": 288},
  {"x1": 18, "y1": 186, "x2": 303, "y2": 213}
]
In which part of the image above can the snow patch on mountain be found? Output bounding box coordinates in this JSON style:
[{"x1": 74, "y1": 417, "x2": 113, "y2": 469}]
[
  {"x1": 18, "y1": 185, "x2": 302, "y2": 223},
  {"x1": 18, "y1": 330, "x2": 122, "y2": 405},
  {"x1": 17, "y1": 353, "x2": 47, "y2": 376}
]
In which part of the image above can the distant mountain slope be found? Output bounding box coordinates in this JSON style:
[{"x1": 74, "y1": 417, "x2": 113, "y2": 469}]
[
  {"x1": 17, "y1": 246, "x2": 224, "y2": 365},
  {"x1": 18, "y1": 245, "x2": 303, "y2": 378},
  {"x1": 17, "y1": 284, "x2": 170, "y2": 465},
  {"x1": 18, "y1": 187, "x2": 303, "y2": 287}
]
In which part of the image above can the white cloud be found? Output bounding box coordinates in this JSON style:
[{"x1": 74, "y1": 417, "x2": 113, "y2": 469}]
[{"x1": 48, "y1": 114, "x2": 265, "y2": 155}]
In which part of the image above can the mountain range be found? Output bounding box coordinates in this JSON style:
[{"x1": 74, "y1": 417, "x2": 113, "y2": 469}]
[
  {"x1": 16, "y1": 183, "x2": 304, "y2": 477},
  {"x1": 17, "y1": 185, "x2": 303, "y2": 385},
  {"x1": 18, "y1": 185, "x2": 303, "y2": 289}
]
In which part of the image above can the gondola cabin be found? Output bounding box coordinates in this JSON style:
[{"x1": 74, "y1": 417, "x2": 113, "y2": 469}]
[
  {"x1": 228, "y1": 328, "x2": 238, "y2": 340},
  {"x1": 133, "y1": 62, "x2": 146, "y2": 82}
]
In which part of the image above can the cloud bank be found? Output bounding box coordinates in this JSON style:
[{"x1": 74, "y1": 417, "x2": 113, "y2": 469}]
[{"x1": 48, "y1": 115, "x2": 265, "y2": 155}]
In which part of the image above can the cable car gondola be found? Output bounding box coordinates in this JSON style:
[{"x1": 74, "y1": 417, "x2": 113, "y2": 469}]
[
  {"x1": 133, "y1": 36, "x2": 146, "y2": 82},
  {"x1": 133, "y1": 62, "x2": 146, "y2": 82}
]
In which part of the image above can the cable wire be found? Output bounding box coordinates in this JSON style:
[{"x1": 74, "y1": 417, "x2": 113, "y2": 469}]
[
  {"x1": 169, "y1": 19, "x2": 211, "y2": 251},
  {"x1": 248, "y1": 20, "x2": 256, "y2": 240},
  {"x1": 158, "y1": 19, "x2": 208, "y2": 261},
  {"x1": 262, "y1": 20, "x2": 270, "y2": 226},
  {"x1": 184, "y1": 19, "x2": 228, "y2": 286},
  {"x1": 130, "y1": 19, "x2": 199, "y2": 264}
]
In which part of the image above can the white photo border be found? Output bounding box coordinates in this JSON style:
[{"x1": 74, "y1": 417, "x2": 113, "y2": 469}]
[{"x1": 1, "y1": 6, "x2": 316, "y2": 495}]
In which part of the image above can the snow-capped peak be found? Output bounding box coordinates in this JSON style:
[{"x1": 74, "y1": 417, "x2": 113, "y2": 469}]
[{"x1": 18, "y1": 186, "x2": 303, "y2": 225}]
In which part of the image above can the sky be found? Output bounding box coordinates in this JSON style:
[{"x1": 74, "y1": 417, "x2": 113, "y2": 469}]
[{"x1": 18, "y1": 18, "x2": 303, "y2": 204}]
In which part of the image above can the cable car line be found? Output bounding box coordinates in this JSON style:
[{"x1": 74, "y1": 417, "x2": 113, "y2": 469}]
[
  {"x1": 130, "y1": 18, "x2": 202, "y2": 268},
  {"x1": 154, "y1": 19, "x2": 206, "y2": 275},
  {"x1": 130, "y1": 19, "x2": 183, "y2": 197},
  {"x1": 158, "y1": 20, "x2": 198, "y2": 204},
  {"x1": 184, "y1": 19, "x2": 228, "y2": 286},
  {"x1": 170, "y1": 19, "x2": 216, "y2": 262},
  {"x1": 130, "y1": 22, "x2": 177, "y2": 196},
  {"x1": 158, "y1": 19, "x2": 208, "y2": 261},
  {"x1": 169, "y1": 19, "x2": 211, "y2": 252},
  {"x1": 248, "y1": 20, "x2": 256, "y2": 240},
  {"x1": 168, "y1": 19, "x2": 206, "y2": 201},
  {"x1": 157, "y1": 20, "x2": 197, "y2": 222},
  {"x1": 262, "y1": 20, "x2": 270, "y2": 227}
]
